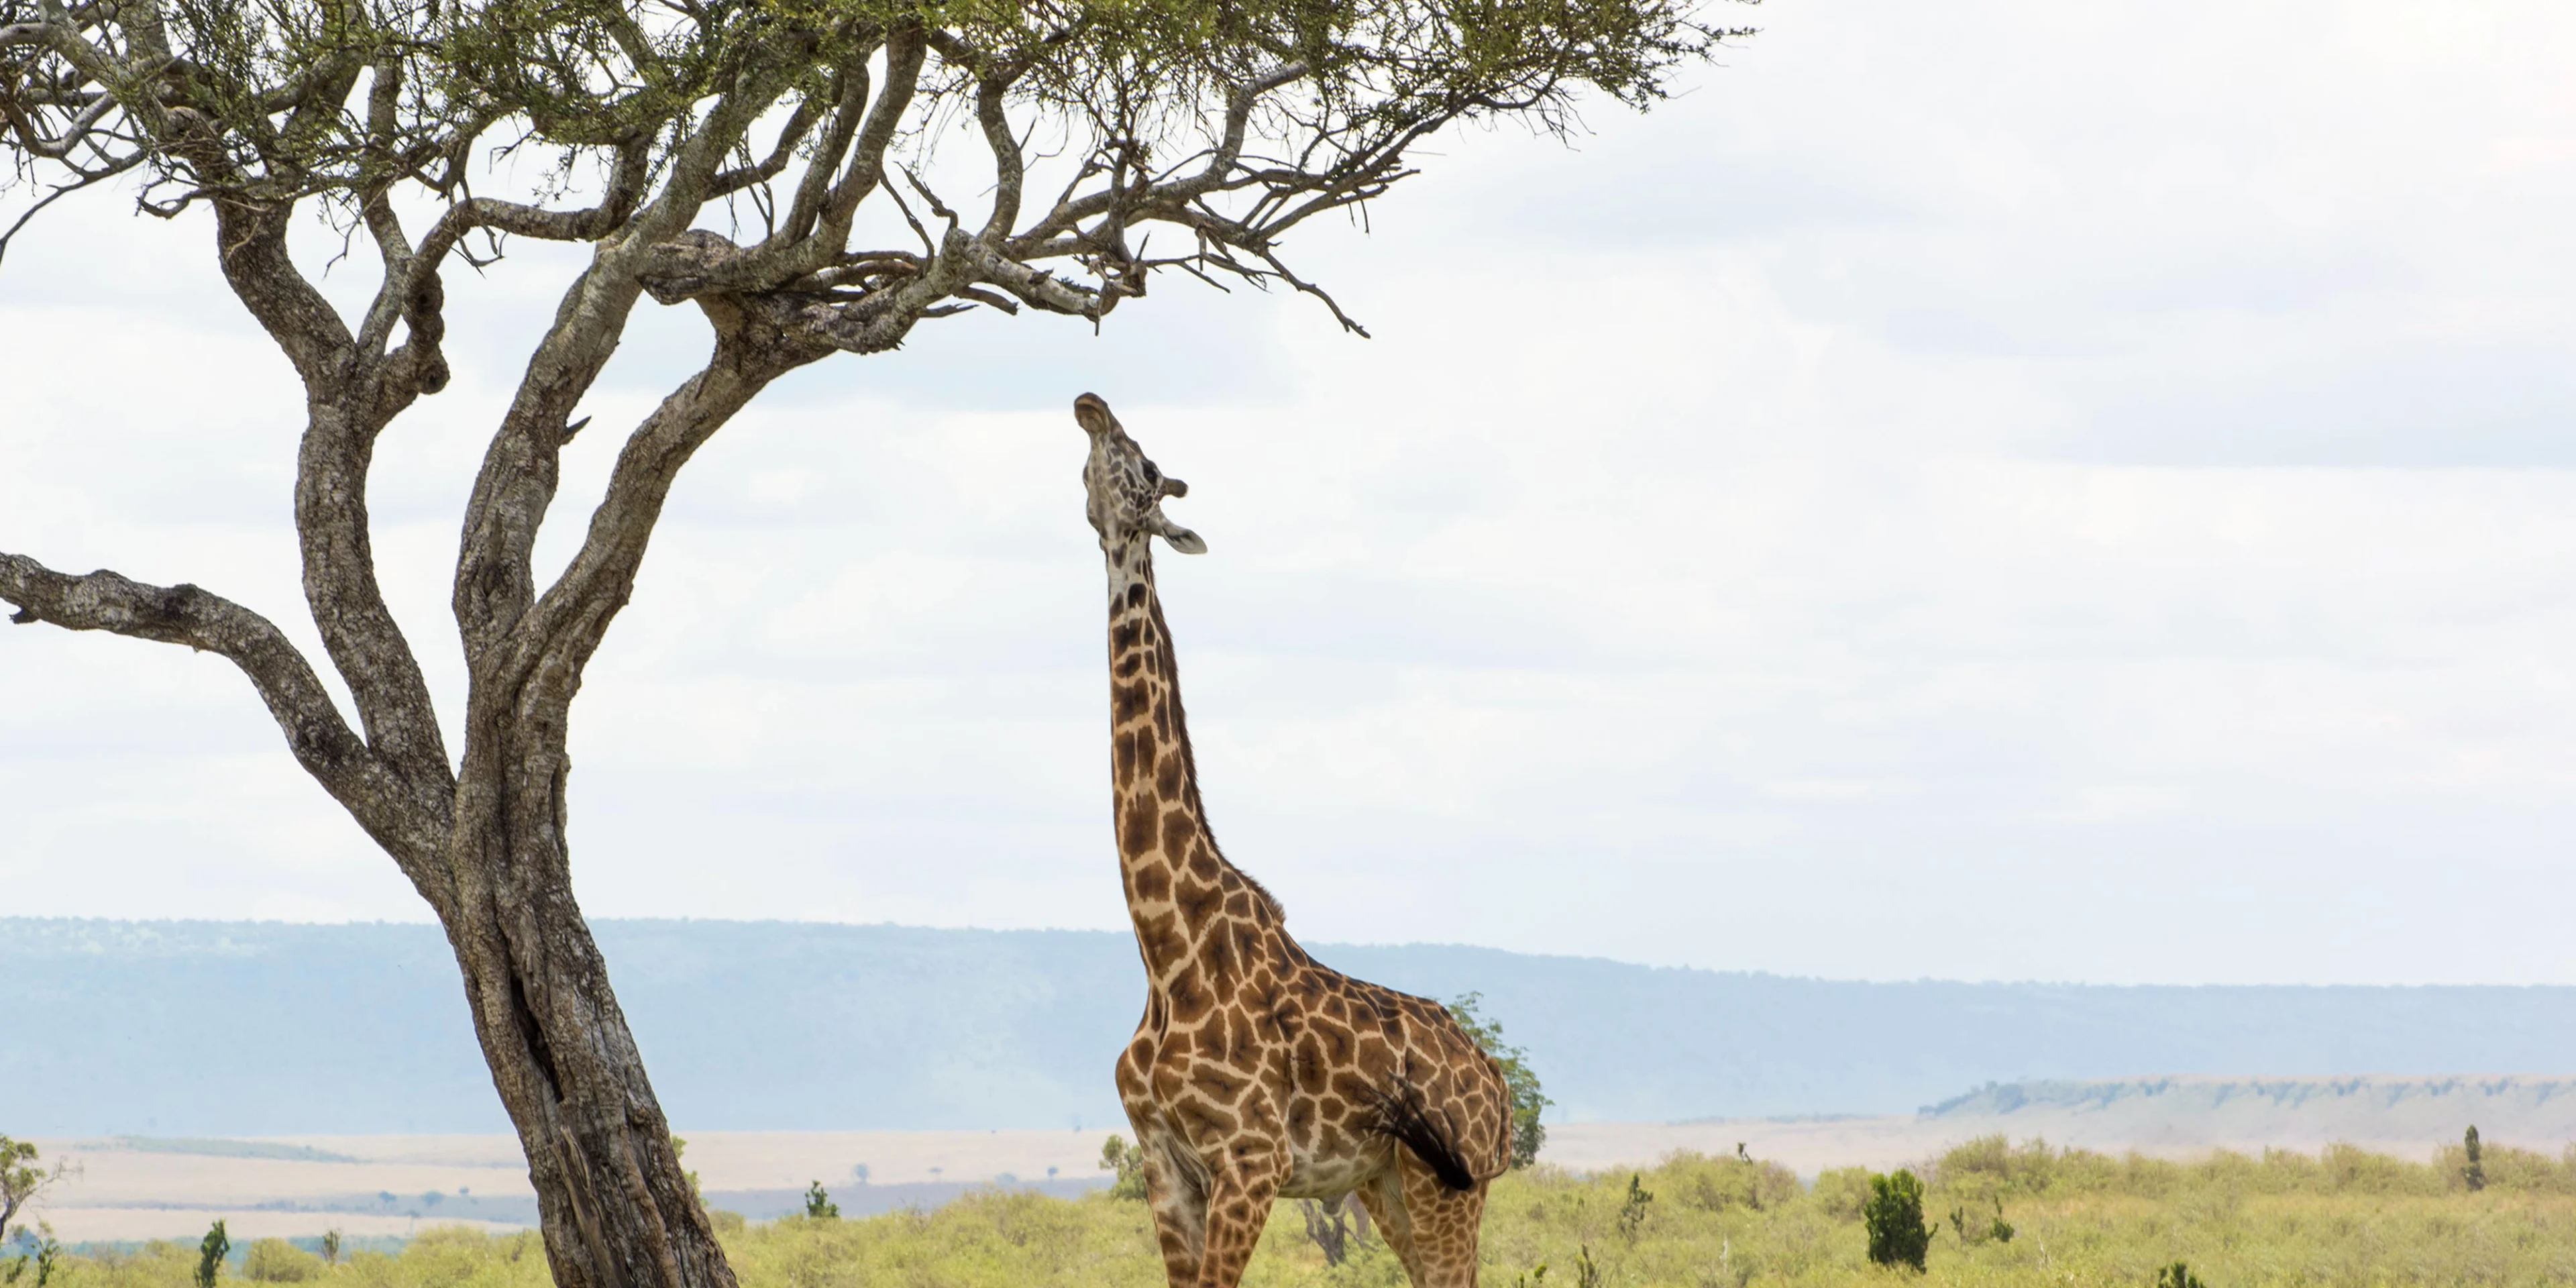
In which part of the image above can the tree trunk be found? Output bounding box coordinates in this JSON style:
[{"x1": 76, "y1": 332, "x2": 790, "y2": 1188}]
[
  {"x1": 420, "y1": 335, "x2": 804, "y2": 1288},
  {"x1": 443, "y1": 726, "x2": 733, "y2": 1288}
]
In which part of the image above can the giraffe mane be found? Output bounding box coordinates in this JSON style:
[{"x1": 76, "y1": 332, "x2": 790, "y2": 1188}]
[
  {"x1": 1226, "y1": 851, "x2": 1287, "y2": 922},
  {"x1": 1159, "y1": 667, "x2": 1287, "y2": 924}
]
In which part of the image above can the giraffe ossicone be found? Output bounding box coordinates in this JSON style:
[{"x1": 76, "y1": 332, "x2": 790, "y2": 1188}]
[{"x1": 1077, "y1": 392, "x2": 1513, "y2": 1288}]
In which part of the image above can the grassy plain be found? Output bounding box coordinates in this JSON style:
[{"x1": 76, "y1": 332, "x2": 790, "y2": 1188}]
[{"x1": 39, "y1": 1138, "x2": 2576, "y2": 1288}]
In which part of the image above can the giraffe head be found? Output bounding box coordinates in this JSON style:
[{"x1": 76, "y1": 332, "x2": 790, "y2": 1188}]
[{"x1": 1074, "y1": 393, "x2": 1206, "y2": 555}]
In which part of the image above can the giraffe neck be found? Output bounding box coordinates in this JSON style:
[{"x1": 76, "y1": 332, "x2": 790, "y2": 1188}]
[{"x1": 1103, "y1": 533, "x2": 1279, "y2": 987}]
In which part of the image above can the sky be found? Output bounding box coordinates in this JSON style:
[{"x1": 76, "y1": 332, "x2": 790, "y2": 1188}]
[{"x1": 4, "y1": 0, "x2": 2575, "y2": 985}]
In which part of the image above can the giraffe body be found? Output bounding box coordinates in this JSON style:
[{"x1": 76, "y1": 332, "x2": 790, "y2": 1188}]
[{"x1": 1076, "y1": 393, "x2": 1513, "y2": 1288}]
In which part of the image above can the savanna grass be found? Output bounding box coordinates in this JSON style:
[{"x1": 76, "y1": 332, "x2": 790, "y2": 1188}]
[{"x1": 40, "y1": 1140, "x2": 2576, "y2": 1288}]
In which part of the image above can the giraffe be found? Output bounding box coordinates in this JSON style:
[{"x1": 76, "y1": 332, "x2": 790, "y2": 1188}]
[{"x1": 1075, "y1": 392, "x2": 1515, "y2": 1288}]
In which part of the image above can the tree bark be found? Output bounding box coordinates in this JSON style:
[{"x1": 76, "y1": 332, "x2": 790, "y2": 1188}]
[
  {"x1": 443, "y1": 332, "x2": 798, "y2": 1288},
  {"x1": 432, "y1": 341, "x2": 798, "y2": 1288},
  {"x1": 447, "y1": 858, "x2": 721, "y2": 1288}
]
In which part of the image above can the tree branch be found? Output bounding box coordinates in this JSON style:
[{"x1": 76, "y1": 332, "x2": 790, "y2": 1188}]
[
  {"x1": 706, "y1": 93, "x2": 823, "y2": 199},
  {"x1": 0, "y1": 553, "x2": 450, "y2": 898},
  {"x1": 494, "y1": 338, "x2": 796, "y2": 705}
]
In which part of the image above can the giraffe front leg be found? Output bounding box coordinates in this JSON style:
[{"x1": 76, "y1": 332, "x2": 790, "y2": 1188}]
[
  {"x1": 1136, "y1": 1132, "x2": 1210, "y2": 1288},
  {"x1": 1190, "y1": 1162, "x2": 1283, "y2": 1288}
]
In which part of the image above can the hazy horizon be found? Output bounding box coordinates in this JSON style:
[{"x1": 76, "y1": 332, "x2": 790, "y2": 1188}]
[
  {"x1": 22, "y1": 918, "x2": 2576, "y2": 1137},
  {"x1": 17, "y1": 912, "x2": 2576, "y2": 990}
]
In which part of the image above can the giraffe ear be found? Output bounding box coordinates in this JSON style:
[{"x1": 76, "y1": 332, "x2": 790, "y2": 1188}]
[
  {"x1": 1159, "y1": 476, "x2": 1189, "y2": 500},
  {"x1": 1160, "y1": 525, "x2": 1207, "y2": 555}
]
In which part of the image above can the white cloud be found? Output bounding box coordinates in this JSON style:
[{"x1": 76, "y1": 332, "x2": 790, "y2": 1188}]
[{"x1": 7, "y1": 0, "x2": 2576, "y2": 984}]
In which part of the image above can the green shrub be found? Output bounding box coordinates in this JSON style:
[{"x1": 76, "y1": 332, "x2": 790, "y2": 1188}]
[
  {"x1": 2319, "y1": 1142, "x2": 2442, "y2": 1195},
  {"x1": 801, "y1": 1183, "x2": 837, "y2": 1220},
  {"x1": 1651, "y1": 1151, "x2": 1801, "y2": 1214},
  {"x1": 1907, "y1": 1135, "x2": 2576, "y2": 1204},
  {"x1": 1934, "y1": 1134, "x2": 2064, "y2": 1197},
  {"x1": 193, "y1": 1222, "x2": 227, "y2": 1288},
  {"x1": 1570, "y1": 1242, "x2": 1602, "y2": 1288},
  {"x1": 2483, "y1": 1142, "x2": 2574, "y2": 1192},
  {"x1": 1448, "y1": 993, "x2": 1552, "y2": 1169},
  {"x1": 2434, "y1": 1137, "x2": 2576, "y2": 1193},
  {"x1": 1613, "y1": 1175, "x2": 1653, "y2": 1242},
  {"x1": 237, "y1": 1242, "x2": 320, "y2": 1283},
  {"x1": 2155, "y1": 1262, "x2": 2206, "y2": 1288},
  {"x1": 1941, "y1": 1197, "x2": 2015, "y2": 1247},
  {"x1": 672, "y1": 1138, "x2": 701, "y2": 1200},
  {"x1": 3, "y1": 1228, "x2": 60, "y2": 1288},
  {"x1": 1862, "y1": 1170, "x2": 1931, "y2": 1272},
  {"x1": 1809, "y1": 1167, "x2": 1874, "y2": 1220},
  {"x1": 1098, "y1": 1136, "x2": 1149, "y2": 1201},
  {"x1": 2463, "y1": 1126, "x2": 2486, "y2": 1192}
]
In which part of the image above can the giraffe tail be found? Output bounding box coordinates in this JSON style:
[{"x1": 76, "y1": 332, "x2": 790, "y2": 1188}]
[{"x1": 1373, "y1": 1077, "x2": 1478, "y2": 1192}]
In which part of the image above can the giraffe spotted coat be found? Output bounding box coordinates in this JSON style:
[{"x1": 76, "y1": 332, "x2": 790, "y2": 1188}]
[{"x1": 1076, "y1": 393, "x2": 1515, "y2": 1288}]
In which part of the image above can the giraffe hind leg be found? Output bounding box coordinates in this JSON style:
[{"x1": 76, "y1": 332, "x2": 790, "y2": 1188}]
[
  {"x1": 1392, "y1": 1147, "x2": 1489, "y2": 1288},
  {"x1": 1356, "y1": 1171, "x2": 1428, "y2": 1287}
]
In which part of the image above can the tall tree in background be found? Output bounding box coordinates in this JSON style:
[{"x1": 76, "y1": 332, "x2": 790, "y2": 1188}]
[
  {"x1": 1448, "y1": 991, "x2": 1552, "y2": 1167},
  {"x1": 0, "y1": 1, "x2": 1736, "y2": 1285},
  {"x1": 0, "y1": 1138, "x2": 72, "y2": 1252}
]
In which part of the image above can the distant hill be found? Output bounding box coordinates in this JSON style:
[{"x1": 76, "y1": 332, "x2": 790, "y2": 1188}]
[
  {"x1": 1917, "y1": 1075, "x2": 2576, "y2": 1152},
  {"x1": 12, "y1": 918, "x2": 2576, "y2": 1136},
  {"x1": 1544, "y1": 1075, "x2": 2576, "y2": 1175}
]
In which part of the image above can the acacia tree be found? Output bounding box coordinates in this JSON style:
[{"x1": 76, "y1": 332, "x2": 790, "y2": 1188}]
[
  {"x1": 1, "y1": 1136, "x2": 75, "y2": 1250},
  {"x1": 0, "y1": 1, "x2": 1733, "y2": 1285}
]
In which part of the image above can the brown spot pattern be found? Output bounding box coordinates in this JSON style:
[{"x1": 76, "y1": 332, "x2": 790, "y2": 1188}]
[{"x1": 1084, "y1": 395, "x2": 1503, "y2": 1288}]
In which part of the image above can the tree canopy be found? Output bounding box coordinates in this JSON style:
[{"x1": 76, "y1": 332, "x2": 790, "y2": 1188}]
[{"x1": 3, "y1": 0, "x2": 1737, "y2": 337}]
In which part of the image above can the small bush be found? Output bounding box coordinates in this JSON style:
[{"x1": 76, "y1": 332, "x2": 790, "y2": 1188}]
[
  {"x1": 672, "y1": 1138, "x2": 701, "y2": 1200},
  {"x1": 2, "y1": 1228, "x2": 60, "y2": 1288},
  {"x1": 2485, "y1": 1142, "x2": 2575, "y2": 1192},
  {"x1": 1934, "y1": 1134, "x2": 2063, "y2": 1197},
  {"x1": 1809, "y1": 1167, "x2": 1874, "y2": 1220},
  {"x1": 193, "y1": 1222, "x2": 228, "y2": 1288},
  {"x1": 238, "y1": 1241, "x2": 321, "y2": 1283},
  {"x1": 2319, "y1": 1142, "x2": 2443, "y2": 1196},
  {"x1": 2435, "y1": 1138, "x2": 2576, "y2": 1193},
  {"x1": 1862, "y1": 1170, "x2": 1931, "y2": 1272},
  {"x1": 1614, "y1": 1175, "x2": 1654, "y2": 1242},
  {"x1": 1098, "y1": 1136, "x2": 1149, "y2": 1201},
  {"x1": 1653, "y1": 1151, "x2": 1800, "y2": 1214},
  {"x1": 1572, "y1": 1242, "x2": 1603, "y2": 1288}
]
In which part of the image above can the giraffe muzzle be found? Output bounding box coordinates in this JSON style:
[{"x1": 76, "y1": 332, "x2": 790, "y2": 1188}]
[{"x1": 1075, "y1": 392, "x2": 1208, "y2": 555}]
